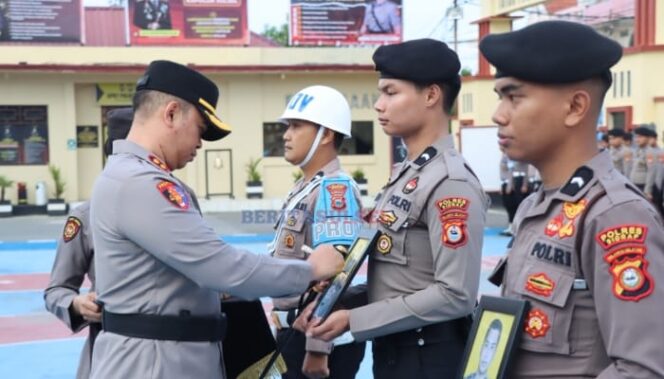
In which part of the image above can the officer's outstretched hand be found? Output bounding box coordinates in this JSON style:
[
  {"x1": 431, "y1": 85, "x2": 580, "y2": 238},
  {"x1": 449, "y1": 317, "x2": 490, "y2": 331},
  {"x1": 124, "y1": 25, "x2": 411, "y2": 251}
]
[
  {"x1": 307, "y1": 244, "x2": 344, "y2": 281},
  {"x1": 306, "y1": 309, "x2": 350, "y2": 342}
]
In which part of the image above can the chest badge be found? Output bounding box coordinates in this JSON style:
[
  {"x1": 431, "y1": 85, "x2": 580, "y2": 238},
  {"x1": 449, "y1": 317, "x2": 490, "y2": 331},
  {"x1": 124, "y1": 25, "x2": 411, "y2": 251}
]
[
  {"x1": 544, "y1": 199, "x2": 587, "y2": 239},
  {"x1": 402, "y1": 177, "x2": 419, "y2": 194},
  {"x1": 376, "y1": 234, "x2": 393, "y2": 255},
  {"x1": 284, "y1": 233, "x2": 295, "y2": 249},
  {"x1": 524, "y1": 308, "x2": 550, "y2": 338},
  {"x1": 377, "y1": 210, "x2": 398, "y2": 227},
  {"x1": 525, "y1": 273, "x2": 555, "y2": 297}
]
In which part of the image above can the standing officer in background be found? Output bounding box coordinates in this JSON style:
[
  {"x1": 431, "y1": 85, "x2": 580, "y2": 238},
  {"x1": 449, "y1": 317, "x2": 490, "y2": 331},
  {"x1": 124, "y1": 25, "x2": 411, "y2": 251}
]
[
  {"x1": 302, "y1": 39, "x2": 489, "y2": 378},
  {"x1": 269, "y1": 85, "x2": 365, "y2": 378},
  {"x1": 628, "y1": 126, "x2": 654, "y2": 193},
  {"x1": 89, "y1": 60, "x2": 344, "y2": 379},
  {"x1": 647, "y1": 130, "x2": 663, "y2": 214},
  {"x1": 44, "y1": 108, "x2": 133, "y2": 379},
  {"x1": 607, "y1": 128, "x2": 630, "y2": 176},
  {"x1": 482, "y1": 20, "x2": 664, "y2": 377},
  {"x1": 499, "y1": 152, "x2": 531, "y2": 236}
]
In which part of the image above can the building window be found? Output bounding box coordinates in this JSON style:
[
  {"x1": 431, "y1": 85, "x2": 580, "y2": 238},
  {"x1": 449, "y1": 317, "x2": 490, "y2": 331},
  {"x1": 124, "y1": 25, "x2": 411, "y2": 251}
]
[
  {"x1": 462, "y1": 93, "x2": 473, "y2": 113},
  {"x1": 0, "y1": 106, "x2": 49, "y2": 165},
  {"x1": 262, "y1": 121, "x2": 374, "y2": 157}
]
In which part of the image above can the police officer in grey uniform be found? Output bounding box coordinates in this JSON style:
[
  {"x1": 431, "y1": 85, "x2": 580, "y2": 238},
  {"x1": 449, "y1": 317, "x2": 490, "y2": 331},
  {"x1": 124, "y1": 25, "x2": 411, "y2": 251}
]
[
  {"x1": 482, "y1": 20, "x2": 664, "y2": 378},
  {"x1": 88, "y1": 60, "x2": 344, "y2": 379},
  {"x1": 629, "y1": 126, "x2": 654, "y2": 193},
  {"x1": 44, "y1": 108, "x2": 132, "y2": 379},
  {"x1": 303, "y1": 39, "x2": 488, "y2": 378},
  {"x1": 607, "y1": 128, "x2": 630, "y2": 175},
  {"x1": 269, "y1": 85, "x2": 366, "y2": 378}
]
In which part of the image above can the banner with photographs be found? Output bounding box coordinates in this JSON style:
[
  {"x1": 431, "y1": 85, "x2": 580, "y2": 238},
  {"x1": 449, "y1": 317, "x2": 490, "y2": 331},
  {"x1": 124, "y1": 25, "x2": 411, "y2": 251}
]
[
  {"x1": 128, "y1": 0, "x2": 248, "y2": 46},
  {"x1": 290, "y1": 0, "x2": 402, "y2": 46},
  {"x1": 0, "y1": 0, "x2": 82, "y2": 43}
]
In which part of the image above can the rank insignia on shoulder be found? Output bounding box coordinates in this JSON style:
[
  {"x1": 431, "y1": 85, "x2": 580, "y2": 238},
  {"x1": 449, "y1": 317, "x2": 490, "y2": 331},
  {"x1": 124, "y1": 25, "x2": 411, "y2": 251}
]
[
  {"x1": 402, "y1": 177, "x2": 419, "y2": 194},
  {"x1": 148, "y1": 154, "x2": 170, "y2": 172},
  {"x1": 376, "y1": 234, "x2": 392, "y2": 255},
  {"x1": 325, "y1": 183, "x2": 348, "y2": 211},
  {"x1": 560, "y1": 166, "x2": 592, "y2": 196},
  {"x1": 525, "y1": 273, "x2": 555, "y2": 297},
  {"x1": 524, "y1": 308, "x2": 550, "y2": 338},
  {"x1": 63, "y1": 216, "x2": 82, "y2": 243},
  {"x1": 156, "y1": 180, "x2": 190, "y2": 210}
]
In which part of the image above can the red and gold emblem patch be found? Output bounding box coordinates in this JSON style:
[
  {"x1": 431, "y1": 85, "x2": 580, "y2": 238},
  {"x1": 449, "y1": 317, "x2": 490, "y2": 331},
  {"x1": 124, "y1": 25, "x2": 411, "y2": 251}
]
[
  {"x1": 524, "y1": 308, "x2": 550, "y2": 338},
  {"x1": 376, "y1": 234, "x2": 392, "y2": 255},
  {"x1": 377, "y1": 210, "x2": 398, "y2": 227},
  {"x1": 156, "y1": 180, "x2": 190, "y2": 210},
  {"x1": 525, "y1": 273, "x2": 555, "y2": 297},
  {"x1": 148, "y1": 154, "x2": 170, "y2": 172},
  {"x1": 402, "y1": 177, "x2": 419, "y2": 194},
  {"x1": 62, "y1": 216, "x2": 82, "y2": 243},
  {"x1": 543, "y1": 199, "x2": 587, "y2": 239},
  {"x1": 287, "y1": 216, "x2": 297, "y2": 227},
  {"x1": 436, "y1": 197, "x2": 470, "y2": 249},
  {"x1": 284, "y1": 233, "x2": 295, "y2": 249},
  {"x1": 598, "y1": 224, "x2": 653, "y2": 301},
  {"x1": 326, "y1": 183, "x2": 347, "y2": 211}
]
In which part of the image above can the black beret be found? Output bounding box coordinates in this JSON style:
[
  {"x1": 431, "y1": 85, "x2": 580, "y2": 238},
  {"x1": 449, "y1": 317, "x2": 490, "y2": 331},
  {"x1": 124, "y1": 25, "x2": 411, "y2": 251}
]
[
  {"x1": 633, "y1": 126, "x2": 655, "y2": 137},
  {"x1": 105, "y1": 107, "x2": 133, "y2": 156},
  {"x1": 373, "y1": 38, "x2": 461, "y2": 85},
  {"x1": 607, "y1": 129, "x2": 626, "y2": 138},
  {"x1": 479, "y1": 21, "x2": 622, "y2": 84},
  {"x1": 136, "y1": 60, "x2": 231, "y2": 141}
]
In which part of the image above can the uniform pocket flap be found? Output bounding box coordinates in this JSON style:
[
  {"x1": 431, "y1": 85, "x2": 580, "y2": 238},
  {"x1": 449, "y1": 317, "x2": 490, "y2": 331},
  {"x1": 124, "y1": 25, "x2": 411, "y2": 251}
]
[{"x1": 516, "y1": 264, "x2": 575, "y2": 308}]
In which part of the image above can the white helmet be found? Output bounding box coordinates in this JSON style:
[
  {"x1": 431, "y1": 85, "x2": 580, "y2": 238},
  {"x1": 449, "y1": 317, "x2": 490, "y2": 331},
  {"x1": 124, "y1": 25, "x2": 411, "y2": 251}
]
[{"x1": 279, "y1": 85, "x2": 352, "y2": 138}]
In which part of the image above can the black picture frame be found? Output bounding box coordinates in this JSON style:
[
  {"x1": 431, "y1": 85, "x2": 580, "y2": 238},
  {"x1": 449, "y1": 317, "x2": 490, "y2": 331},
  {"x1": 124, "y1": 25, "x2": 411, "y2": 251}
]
[
  {"x1": 310, "y1": 227, "x2": 380, "y2": 321},
  {"x1": 459, "y1": 296, "x2": 529, "y2": 379}
]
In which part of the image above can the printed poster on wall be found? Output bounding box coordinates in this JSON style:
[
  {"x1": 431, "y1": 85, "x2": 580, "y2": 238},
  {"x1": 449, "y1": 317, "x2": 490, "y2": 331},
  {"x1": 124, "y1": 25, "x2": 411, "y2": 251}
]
[
  {"x1": 128, "y1": 0, "x2": 248, "y2": 46},
  {"x1": 290, "y1": 0, "x2": 402, "y2": 46},
  {"x1": 0, "y1": 0, "x2": 82, "y2": 43}
]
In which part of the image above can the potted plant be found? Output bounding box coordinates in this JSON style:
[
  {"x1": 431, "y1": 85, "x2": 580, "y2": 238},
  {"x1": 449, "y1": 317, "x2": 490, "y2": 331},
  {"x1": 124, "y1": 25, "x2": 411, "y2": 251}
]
[
  {"x1": 47, "y1": 164, "x2": 68, "y2": 215},
  {"x1": 292, "y1": 170, "x2": 303, "y2": 183},
  {"x1": 0, "y1": 175, "x2": 13, "y2": 217},
  {"x1": 351, "y1": 168, "x2": 368, "y2": 196},
  {"x1": 245, "y1": 157, "x2": 263, "y2": 199}
]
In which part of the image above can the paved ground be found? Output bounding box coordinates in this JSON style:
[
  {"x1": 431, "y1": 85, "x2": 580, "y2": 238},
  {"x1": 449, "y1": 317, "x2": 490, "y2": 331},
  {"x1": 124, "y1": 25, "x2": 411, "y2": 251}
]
[{"x1": 0, "y1": 206, "x2": 510, "y2": 378}]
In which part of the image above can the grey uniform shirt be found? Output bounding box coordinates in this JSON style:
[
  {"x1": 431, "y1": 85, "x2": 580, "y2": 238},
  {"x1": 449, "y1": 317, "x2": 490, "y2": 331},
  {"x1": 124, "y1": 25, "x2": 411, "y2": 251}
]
[
  {"x1": 629, "y1": 146, "x2": 649, "y2": 187},
  {"x1": 44, "y1": 201, "x2": 96, "y2": 379},
  {"x1": 609, "y1": 145, "x2": 629, "y2": 176},
  {"x1": 270, "y1": 157, "x2": 361, "y2": 353},
  {"x1": 89, "y1": 140, "x2": 314, "y2": 379},
  {"x1": 498, "y1": 150, "x2": 664, "y2": 378},
  {"x1": 348, "y1": 135, "x2": 488, "y2": 341}
]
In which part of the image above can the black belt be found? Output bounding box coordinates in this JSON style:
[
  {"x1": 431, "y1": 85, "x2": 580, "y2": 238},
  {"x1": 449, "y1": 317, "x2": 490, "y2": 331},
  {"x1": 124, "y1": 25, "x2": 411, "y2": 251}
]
[
  {"x1": 102, "y1": 310, "x2": 226, "y2": 342},
  {"x1": 373, "y1": 316, "x2": 471, "y2": 347}
]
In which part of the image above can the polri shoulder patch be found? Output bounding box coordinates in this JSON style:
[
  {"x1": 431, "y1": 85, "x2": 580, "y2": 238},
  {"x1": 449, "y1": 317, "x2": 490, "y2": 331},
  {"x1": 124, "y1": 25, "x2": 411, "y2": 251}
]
[
  {"x1": 156, "y1": 180, "x2": 190, "y2": 210},
  {"x1": 63, "y1": 216, "x2": 82, "y2": 243}
]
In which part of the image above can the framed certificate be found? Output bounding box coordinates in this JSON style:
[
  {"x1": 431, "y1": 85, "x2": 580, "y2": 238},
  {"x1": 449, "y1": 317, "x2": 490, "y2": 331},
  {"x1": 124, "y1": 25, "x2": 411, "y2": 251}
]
[
  {"x1": 460, "y1": 296, "x2": 528, "y2": 379},
  {"x1": 310, "y1": 227, "x2": 380, "y2": 321}
]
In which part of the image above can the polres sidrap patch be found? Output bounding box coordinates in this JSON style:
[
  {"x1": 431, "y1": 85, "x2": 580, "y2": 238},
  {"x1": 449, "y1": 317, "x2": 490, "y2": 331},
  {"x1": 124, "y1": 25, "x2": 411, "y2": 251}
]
[{"x1": 436, "y1": 197, "x2": 470, "y2": 249}]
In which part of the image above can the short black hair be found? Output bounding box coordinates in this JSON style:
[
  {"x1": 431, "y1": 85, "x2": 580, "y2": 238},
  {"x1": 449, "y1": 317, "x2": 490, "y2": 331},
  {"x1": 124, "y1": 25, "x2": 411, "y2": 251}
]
[
  {"x1": 414, "y1": 81, "x2": 459, "y2": 115},
  {"x1": 333, "y1": 131, "x2": 345, "y2": 150}
]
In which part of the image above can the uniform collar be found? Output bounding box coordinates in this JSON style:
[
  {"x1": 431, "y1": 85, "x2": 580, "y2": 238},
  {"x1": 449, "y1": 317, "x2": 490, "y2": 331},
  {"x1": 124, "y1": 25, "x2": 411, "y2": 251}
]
[
  {"x1": 112, "y1": 140, "x2": 172, "y2": 172},
  {"x1": 524, "y1": 150, "x2": 610, "y2": 218}
]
